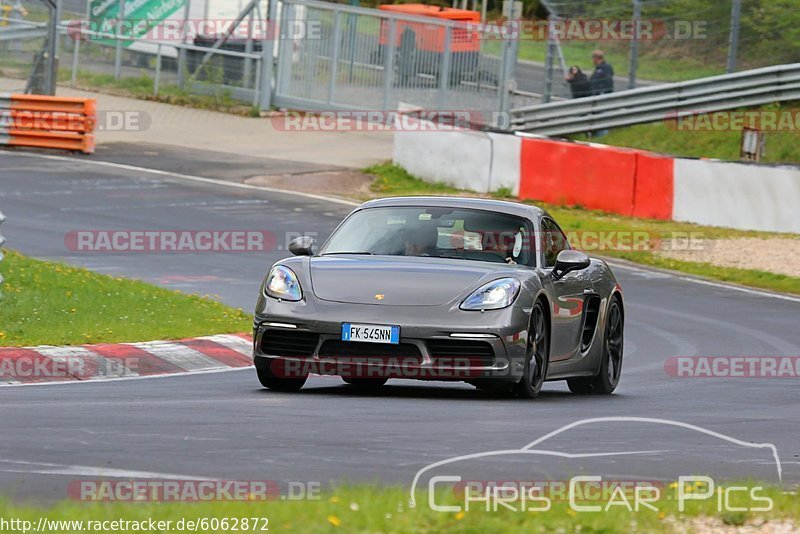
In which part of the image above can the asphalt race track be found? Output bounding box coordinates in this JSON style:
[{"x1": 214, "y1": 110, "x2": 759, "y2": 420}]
[{"x1": 1, "y1": 151, "x2": 798, "y2": 502}]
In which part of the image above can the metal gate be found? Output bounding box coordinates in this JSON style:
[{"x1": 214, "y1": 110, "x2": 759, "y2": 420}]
[{"x1": 272, "y1": 0, "x2": 509, "y2": 127}]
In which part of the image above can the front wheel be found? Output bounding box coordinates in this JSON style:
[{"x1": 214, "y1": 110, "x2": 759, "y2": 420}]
[
  {"x1": 568, "y1": 296, "x2": 623, "y2": 395},
  {"x1": 515, "y1": 300, "x2": 549, "y2": 399},
  {"x1": 256, "y1": 359, "x2": 307, "y2": 391}
]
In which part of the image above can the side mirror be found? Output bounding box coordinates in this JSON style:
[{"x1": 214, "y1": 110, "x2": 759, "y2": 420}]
[
  {"x1": 288, "y1": 236, "x2": 314, "y2": 256},
  {"x1": 552, "y1": 250, "x2": 590, "y2": 280}
]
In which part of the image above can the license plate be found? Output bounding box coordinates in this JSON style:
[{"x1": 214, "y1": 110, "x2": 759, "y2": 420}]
[{"x1": 341, "y1": 323, "x2": 400, "y2": 344}]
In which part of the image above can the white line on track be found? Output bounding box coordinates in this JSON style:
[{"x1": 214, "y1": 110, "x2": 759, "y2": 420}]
[
  {"x1": 0, "y1": 459, "x2": 218, "y2": 480},
  {"x1": 1, "y1": 150, "x2": 359, "y2": 207},
  {"x1": 607, "y1": 260, "x2": 800, "y2": 304}
]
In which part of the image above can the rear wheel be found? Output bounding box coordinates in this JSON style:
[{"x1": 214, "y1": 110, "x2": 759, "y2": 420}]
[
  {"x1": 515, "y1": 300, "x2": 549, "y2": 399},
  {"x1": 256, "y1": 360, "x2": 307, "y2": 392},
  {"x1": 342, "y1": 377, "x2": 388, "y2": 389},
  {"x1": 568, "y1": 296, "x2": 623, "y2": 395}
]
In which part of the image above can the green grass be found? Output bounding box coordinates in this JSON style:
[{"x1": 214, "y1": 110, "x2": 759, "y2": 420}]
[
  {"x1": 54, "y1": 69, "x2": 258, "y2": 115},
  {"x1": 571, "y1": 102, "x2": 800, "y2": 164},
  {"x1": 363, "y1": 163, "x2": 800, "y2": 295},
  {"x1": 0, "y1": 484, "x2": 796, "y2": 533},
  {"x1": 0, "y1": 250, "x2": 249, "y2": 347},
  {"x1": 366, "y1": 162, "x2": 464, "y2": 197},
  {"x1": 483, "y1": 39, "x2": 722, "y2": 83}
]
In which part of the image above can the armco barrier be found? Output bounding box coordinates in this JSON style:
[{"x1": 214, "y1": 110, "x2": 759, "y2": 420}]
[{"x1": 0, "y1": 94, "x2": 96, "y2": 154}]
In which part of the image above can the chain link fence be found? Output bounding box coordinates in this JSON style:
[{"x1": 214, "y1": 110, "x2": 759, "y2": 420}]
[{"x1": 537, "y1": 0, "x2": 800, "y2": 101}]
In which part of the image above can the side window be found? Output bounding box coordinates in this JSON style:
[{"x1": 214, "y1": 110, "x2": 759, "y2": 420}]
[{"x1": 541, "y1": 218, "x2": 570, "y2": 268}]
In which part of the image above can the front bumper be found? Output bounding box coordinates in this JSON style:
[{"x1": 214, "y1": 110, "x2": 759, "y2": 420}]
[{"x1": 252, "y1": 296, "x2": 532, "y2": 382}]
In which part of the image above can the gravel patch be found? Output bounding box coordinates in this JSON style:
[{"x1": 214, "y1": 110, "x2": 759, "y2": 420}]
[
  {"x1": 245, "y1": 171, "x2": 374, "y2": 201},
  {"x1": 658, "y1": 237, "x2": 800, "y2": 278}
]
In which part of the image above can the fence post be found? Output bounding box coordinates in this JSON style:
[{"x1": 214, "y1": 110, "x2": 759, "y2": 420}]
[
  {"x1": 381, "y1": 17, "x2": 396, "y2": 110},
  {"x1": 258, "y1": 0, "x2": 280, "y2": 110},
  {"x1": 543, "y1": 16, "x2": 555, "y2": 103},
  {"x1": 177, "y1": 0, "x2": 191, "y2": 88},
  {"x1": 70, "y1": 26, "x2": 81, "y2": 87},
  {"x1": 628, "y1": 0, "x2": 640, "y2": 89},
  {"x1": 437, "y1": 25, "x2": 452, "y2": 111},
  {"x1": 497, "y1": 0, "x2": 519, "y2": 117},
  {"x1": 154, "y1": 43, "x2": 162, "y2": 96},
  {"x1": 113, "y1": 0, "x2": 124, "y2": 79},
  {"x1": 726, "y1": 0, "x2": 742, "y2": 73},
  {"x1": 326, "y1": 10, "x2": 342, "y2": 105}
]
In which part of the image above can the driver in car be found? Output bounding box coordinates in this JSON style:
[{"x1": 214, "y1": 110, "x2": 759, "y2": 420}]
[{"x1": 404, "y1": 225, "x2": 438, "y2": 257}]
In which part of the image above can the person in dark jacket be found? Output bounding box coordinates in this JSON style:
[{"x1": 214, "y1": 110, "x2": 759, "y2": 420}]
[
  {"x1": 589, "y1": 50, "x2": 614, "y2": 95},
  {"x1": 565, "y1": 66, "x2": 592, "y2": 99}
]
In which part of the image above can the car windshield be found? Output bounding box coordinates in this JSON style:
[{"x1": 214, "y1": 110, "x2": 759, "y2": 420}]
[{"x1": 320, "y1": 206, "x2": 535, "y2": 265}]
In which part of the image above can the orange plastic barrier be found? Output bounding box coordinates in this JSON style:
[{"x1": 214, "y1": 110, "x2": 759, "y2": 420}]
[
  {"x1": 632, "y1": 152, "x2": 674, "y2": 220},
  {"x1": 0, "y1": 94, "x2": 96, "y2": 154},
  {"x1": 519, "y1": 136, "x2": 676, "y2": 219},
  {"x1": 519, "y1": 137, "x2": 638, "y2": 215}
]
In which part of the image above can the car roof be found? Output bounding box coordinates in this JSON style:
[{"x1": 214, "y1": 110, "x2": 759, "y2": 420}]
[{"x1": 358, "y1": 196, "x2": 548, "y2": 221}]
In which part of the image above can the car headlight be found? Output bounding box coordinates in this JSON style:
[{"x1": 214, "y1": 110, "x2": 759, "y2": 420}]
[
  {"x1": 460, "y1": 278, "x2": 521, "y2": 311},
  {"x1": 264, "y1": 265, "x2": 302, "y2": 301}
]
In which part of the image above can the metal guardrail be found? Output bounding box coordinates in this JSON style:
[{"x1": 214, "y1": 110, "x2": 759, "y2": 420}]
[
  {"x1": 510, "y1": 63, "x2": 800, "y2": 135},
  {"x1": 0, "y1": 17, "x2": 46, "y2": 41}
]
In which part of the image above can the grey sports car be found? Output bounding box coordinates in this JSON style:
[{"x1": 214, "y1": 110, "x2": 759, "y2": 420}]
[{"x1": 253, "y1": 196, "x2": 624, "y2": 398}]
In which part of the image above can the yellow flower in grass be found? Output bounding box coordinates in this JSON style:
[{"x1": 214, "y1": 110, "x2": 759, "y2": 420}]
[
  {"x1": 327, "y1": 515, "x2": 341, "y2": 527},
  {"x1": 455, "y1": 512, "x2": 465, "y2": 520}
]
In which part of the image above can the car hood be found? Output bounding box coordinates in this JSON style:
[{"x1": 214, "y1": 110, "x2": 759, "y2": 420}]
[{"x1": 309, "y1": 256, "x2": 508, "y2": 306}]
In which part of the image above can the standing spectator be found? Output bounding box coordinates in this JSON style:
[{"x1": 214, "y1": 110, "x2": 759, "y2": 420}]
[
  {"x1": 589, "y1": 50, "x2": 614, "y2": 95},
  {"x1": 565, "y1": 66, "x2": 591, "y2": 99}
]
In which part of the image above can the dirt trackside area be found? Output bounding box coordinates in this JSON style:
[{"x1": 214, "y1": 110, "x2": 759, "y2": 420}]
[{"x1": 658, "y1": 237, "x2": 800, "y2": 279}]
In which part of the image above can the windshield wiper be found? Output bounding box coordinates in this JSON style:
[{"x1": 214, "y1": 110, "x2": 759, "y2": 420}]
[
  {"x1": 321, "y1": 251, "x2": 374, "y2": 256},
  {"x1": 432, "y1": 254, "x2": 467, "y2": 260}
]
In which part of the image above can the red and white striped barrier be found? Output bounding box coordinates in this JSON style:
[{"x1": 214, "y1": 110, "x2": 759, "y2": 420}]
[
  {"x1": 394, "y1": 129, "x2": 800, "y2": 233},
  {"x1": 0, "y1": 333, "x2": 253, "y2": 385}
]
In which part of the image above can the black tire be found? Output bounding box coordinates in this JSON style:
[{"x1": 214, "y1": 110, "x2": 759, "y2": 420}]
[
  {"x1": 568, "y1": 296, "x2": 624, "y2": 395},
  {"x1": 342, "y1": 377, "x2": 388, "y2": 389},
  {"x1": 256, "y1": 360, "x2": 307, "y2": 392},
  {"x1": 515, "y1": 300, "x2": 549, "y2": 399}
]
